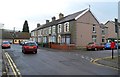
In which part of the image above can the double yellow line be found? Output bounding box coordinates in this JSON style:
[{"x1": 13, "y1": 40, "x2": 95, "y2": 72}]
[{"x1": 5, "y1": 52, "x2": 22, "y2": 77}]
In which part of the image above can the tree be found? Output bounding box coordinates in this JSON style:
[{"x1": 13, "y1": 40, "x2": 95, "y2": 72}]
[{"x1": 22, "y1": 20, "x2": 29, "y2": 33}]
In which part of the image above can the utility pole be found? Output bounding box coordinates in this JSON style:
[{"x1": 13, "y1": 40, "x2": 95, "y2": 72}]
[
  {"x1": 115, "y1": 18, "x2": 120, "y2": 59},
  {"x1": 13, "y1": 27, "x2": 15, "y2": 44}
]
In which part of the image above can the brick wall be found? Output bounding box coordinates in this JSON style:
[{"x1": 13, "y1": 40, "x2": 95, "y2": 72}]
[{"x1": 50, "y1": 43, "x2": 75, "y2": 50}]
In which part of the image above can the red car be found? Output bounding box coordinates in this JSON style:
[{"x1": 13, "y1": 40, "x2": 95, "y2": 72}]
[
  {"x1": 22, "y1": 41, "x2": 38, "y2": 54},
  {"x1": 1, "y1": 41, "x2": 11, "y2": 49},
  {"x1": 86, "y1": 42, "x2": 104, "y2": 51}
]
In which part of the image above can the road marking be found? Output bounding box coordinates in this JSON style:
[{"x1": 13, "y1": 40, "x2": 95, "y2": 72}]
[
  {"x1": 90, "y1": 56, "x2": 119, "y2": 70},
  {"x1": 81, "y1": 55, "x2": 84, "y2": 58},
  {"x1": 5, "y1": 52, "x2": 22, "y2": 77}
]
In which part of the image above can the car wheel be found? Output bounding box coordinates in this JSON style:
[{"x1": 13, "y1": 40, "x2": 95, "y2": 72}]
[
  {"x1": 86, "y1": 48, "x2": 89, "y2": 51},
  {"x1": 103, "y1": 48, "x2": 105, "y2": 50},
  {"x1": 22, "y1": 50, "x2": 26, "y2": 54},
  {"x1": 94, "y1": 48, "x2": 97, "y2": 51}
]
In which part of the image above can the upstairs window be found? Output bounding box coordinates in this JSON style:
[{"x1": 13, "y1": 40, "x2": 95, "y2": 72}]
[
  {"x1": 102, "y1": 28, "x2": 105, "y2": 35},
  {"x1": 92, "y1": 24, "x2": 96, "y2": 33},
  {"x1": 38, "y1": 30, "x2": 42, "y2": 36},
  {"x1": 64, "y1": 22, "x2": 70, "y2": 32},
  {"x1": 58, "y1": 24, "x2": 62, "y2": 33},
  {"x1": 49, "y1": 27, "x2": 51, "y2": 34},
  {"x1": 52, "y1": 26, "x2": 56, "y2": 34}
]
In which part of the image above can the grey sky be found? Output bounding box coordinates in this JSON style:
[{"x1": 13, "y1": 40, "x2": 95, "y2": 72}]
[{"x1": 0, "y1": 0, "x2": 119, "y2": 31}]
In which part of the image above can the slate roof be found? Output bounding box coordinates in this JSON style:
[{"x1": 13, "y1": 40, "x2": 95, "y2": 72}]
[
  {"x1": 58, "y1": 9, "x2": 87, "y2": 23},
  {"x1": 2, "y1": 29, "x2": 30, "y2": 39},
  {"x1": 32, "y1": 8, "x2": 89, "y2": 31}
]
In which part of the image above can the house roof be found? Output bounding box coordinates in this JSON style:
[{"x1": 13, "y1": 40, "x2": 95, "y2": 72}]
[
  {"x1": 32, "y1": 8, "x2": 98, "y2": 31},
  {"x1": 2, "y1": 30, "x2": 30, "y2": 39},
  {"x1": 58, "y1": 9, "x2": 88, "y2": 23},
  {"x1": 100, "y1": 23, "x2": 108, "y2": 28},
  {"x1": 105, "y1": 21, "x2": 115, "y2": 25}
]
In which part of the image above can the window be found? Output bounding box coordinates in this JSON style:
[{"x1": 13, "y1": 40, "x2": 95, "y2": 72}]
[
  {"x1": 58, "y1": 24, "x2": 62, "y2": 33},
  {"x1": 45, "y1": 28, "x2": 48, "y2": 35},
  {"x1": 38, "y1": 30, "x2": 42, "y2": 36},
  {"x1": 52, "y1": 36, "x2": 56, "y2": 43},
  {"x1": 52, "y1": 26, "x2": 56, "y2": 34},
  {"x1": 61, "y1": 36, "x2": 65, "y2": 44},
  {"x1": 92, "y1": 35, "x2": 97, "y2": 42},
  {"x1": 66, "y1": 36, "x2": 70, "y2": 44},
  {"x1": 102, "y1": 37, "x2": 105, "y2": 42},
  {"x1": 64, "y1": 22, "x2": 70, "y2": 32},
  {"x1": 43, "y1": 36, "x2": 47, "y2": 43},
  {"x1": 102, "y1": 29, "x2": 105, "y2": 35},
  {"x1": 49, "y1": 27, "x2": 51, "y2": 34},
  {"x1": 92, "y1": 24, "x2": 96, "y2": 33}
]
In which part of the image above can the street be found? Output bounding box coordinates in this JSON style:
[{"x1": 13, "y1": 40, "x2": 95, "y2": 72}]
[{"x1": 2, "y1": 44, "x2": 118, "y2": 75}]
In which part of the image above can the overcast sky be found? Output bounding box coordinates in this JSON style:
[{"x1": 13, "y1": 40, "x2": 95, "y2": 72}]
[{"x1": 0, "y1": 0, "x2": 119, "y2": 31}]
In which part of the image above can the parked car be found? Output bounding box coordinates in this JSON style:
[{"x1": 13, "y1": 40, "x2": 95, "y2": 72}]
[
  {"x1": 22, "y1": 41, "x2": 38, "y2": 54},
  {"x1": 86, "y1": 42, "x2": 104, "y2": 51},
  {"x1": 105, "y1": 42, "x2": 120, "y2": 49},
  {"x1": 104, "y1": 42, "x2": 111, "y2": 49},
  {"x1": 1, "y1": 41, "x2": 11, "y2": 49},
  {"x1": 115, "y1": 42, "x2": 120, "y2": 49}
]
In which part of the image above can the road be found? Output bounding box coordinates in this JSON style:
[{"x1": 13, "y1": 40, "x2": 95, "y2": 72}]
[{"x1": 2, "y1": 44, "x2": 118, "y2": 75}]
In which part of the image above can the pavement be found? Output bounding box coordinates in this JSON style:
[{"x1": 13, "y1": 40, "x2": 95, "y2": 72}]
[
  {"x1": 0, "y1": 47, "x2": 2, "y2": 76},
  {"x1": 92, "y1": 56, "x2": 119, "y2": 70}
]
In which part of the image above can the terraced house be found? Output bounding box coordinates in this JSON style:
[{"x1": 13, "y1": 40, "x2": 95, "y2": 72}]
[{"x1": 31, "y1": 8, "x2": 103, "y2": 49}]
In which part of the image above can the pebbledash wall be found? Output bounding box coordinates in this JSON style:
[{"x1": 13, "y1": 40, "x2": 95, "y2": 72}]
[{"x1": 31, "y1": 8, "x2": 116, "y2": 49}]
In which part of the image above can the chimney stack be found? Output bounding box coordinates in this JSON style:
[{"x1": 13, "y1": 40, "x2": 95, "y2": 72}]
[
  {"x1": 46, "y1": 20, "x2": 49, "y2": 24},
  {"x1": 52, "y1": 16, "x2": 56, "y2": 21},
  {"x1": 59, "y1": 13, "x2": 64, "y2": 19},
  {"x1": 37, "y1": 23, "x2": 40, "y2": 27}
]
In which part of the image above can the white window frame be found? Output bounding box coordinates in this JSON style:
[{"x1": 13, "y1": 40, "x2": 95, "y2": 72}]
[
  {"x1": 92, "y1": 24, "x2": 96, "y2": 33},
  {"x1": 58, "y1": 24, "x2": 62, "y2": 33},
  {"x1": 49, "y1": 27, "x2": 52, "y2": 34},
  {"x1": 64, "y1": 22, "x2": 70, "y2": 32},
  {"x1": 52, "y1": 26, "x2": 56, "y2": 34}
]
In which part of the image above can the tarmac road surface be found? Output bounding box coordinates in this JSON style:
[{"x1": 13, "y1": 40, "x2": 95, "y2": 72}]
[{"x1": 3, "y1": 44, "x2": 118, "y2": 75}]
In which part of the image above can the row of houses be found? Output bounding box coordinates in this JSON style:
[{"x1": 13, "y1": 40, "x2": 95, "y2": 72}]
[
  {"x1": 31, "y1": 8, "x2": 120, "y2": 49},
  {"x1": 1, "y1": 29, "x2": 30, "y2": 44}
]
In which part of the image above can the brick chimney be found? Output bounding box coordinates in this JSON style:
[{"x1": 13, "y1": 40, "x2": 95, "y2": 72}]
[
  {"x1": 59, "y1": 13, "x2": 64, "y2": 19},
  {"x1": 52, "y1": 16, "x2": 56, "y2": 21}
]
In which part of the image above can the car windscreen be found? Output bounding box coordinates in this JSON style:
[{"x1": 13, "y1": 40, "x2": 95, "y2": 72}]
[
  {"x1": 2, "y1": 42, "x2": 10, "y2": 44},
  {"x1": 25, "y1": 43, "x2": 37, "y2": 46}
]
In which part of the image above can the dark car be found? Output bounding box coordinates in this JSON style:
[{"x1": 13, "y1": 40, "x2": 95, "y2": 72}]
[
  {"x1": 86, "y1": 42, "x2": 104, "y2": 51},
  {"x1": 1, "y1": 41, "x2": 11, "y2": 49},
  {"x1": 22, "y1": 41, "x2": 38, "y2": 54}
]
